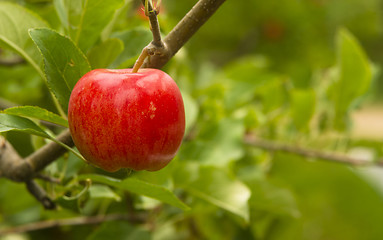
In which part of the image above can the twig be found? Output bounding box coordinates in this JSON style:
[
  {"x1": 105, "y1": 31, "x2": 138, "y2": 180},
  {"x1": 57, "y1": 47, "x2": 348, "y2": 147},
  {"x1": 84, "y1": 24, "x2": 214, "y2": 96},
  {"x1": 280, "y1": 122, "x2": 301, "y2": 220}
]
[
  {"x1": 0, "y1": 129, "x2": 73, "y2": 182},
  {"x1": 0, "y1": 56, "x2": 25, "y2": 66},
  {"x1": 35, "y1": 173, "x2": 61, "y2": 183},
  {"x1": 244, "y1": 135, "x2": 378, "y2": 167},
  {"x1": 141, "y1": 0, "x2": 163, "y2": 47},
  {"x1": 132, "y1": 0, "x2": 166, "y2": 72},
  {"x1": 26, "y1": 129, "x2": 74, "y2": 174},
  {"x1": 25, "y1": 180, "x2": 56, "y2": 210},
  {"x1": 0, "y1": 97, "x2": 17, "y2": 110},
  {"x1": 0, "y1": 213, "x2": 147, "y2": 236},
  {"x1": 143, "y1": 0, "x2": 227, "y2": 68}
]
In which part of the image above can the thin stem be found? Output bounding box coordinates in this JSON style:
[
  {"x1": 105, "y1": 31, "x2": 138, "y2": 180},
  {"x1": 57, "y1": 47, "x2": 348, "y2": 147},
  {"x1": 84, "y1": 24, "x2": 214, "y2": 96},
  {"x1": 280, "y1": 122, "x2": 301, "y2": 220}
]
[
  {"x1": 26, "y1": 129, "x2": 74, "y2": 173},
  {"x1": 244, "y1": 135, "x2": 375, "y2": 167},
  {"x1": 25, "y1": 180, "x2": 56, "y2": 210},
  {"x1": 145, "y1": 1, "x2": 163, "y2": 47},
  {"x1": 0, "y1": 213, "x2": 147, "y2": 235},
  {"x1": 0, "y1": 97, "x2": 17, "y2": 110},
  {"x1": 132, "y1": 47, "x2": 149, "y2": 73},
  {"x1": 132, "y1": 0, "x2": 164, "y2": 73},
  {"x1": 62, "y1": 179, "x2": 91, "y2": 200},
  {"x1": 49, "y1": 136, "x2": 86, "y2": 163},
  {"x1": 0, "y1": 56, "x2": 25, "y2": 66}
]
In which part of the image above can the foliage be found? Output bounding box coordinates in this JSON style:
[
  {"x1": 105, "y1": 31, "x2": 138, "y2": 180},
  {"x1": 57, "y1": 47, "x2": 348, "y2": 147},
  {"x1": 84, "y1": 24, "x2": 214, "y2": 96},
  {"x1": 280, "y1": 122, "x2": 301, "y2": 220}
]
[{"x1": 1, "y1": 0, "x2": 383, "y2": 239}]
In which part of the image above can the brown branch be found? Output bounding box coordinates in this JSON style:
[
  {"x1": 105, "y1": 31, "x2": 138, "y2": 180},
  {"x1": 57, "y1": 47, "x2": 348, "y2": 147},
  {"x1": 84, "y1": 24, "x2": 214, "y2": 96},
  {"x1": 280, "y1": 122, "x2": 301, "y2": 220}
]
[
  {"x1": 133, "y1": 0, "x2": 166, "y2": 72},
  {"x1": 143, "y1": 0, "x2": 227, "y2": 68},
  {"x1": 26, "y1": 180, "x2": 56, "y2": 209},
  {"x1": 0, "y1": 129, "x2": 73, "y2": 182},
  {"x1": 0, "y1": 213, "x2": 147, "y2": 236},
  {"x1": 0, "y1": 97, "x2": 17, "y2": 110},
  {"x1": 0, "y1": 56, "x2": 25, "y2": 66},
  {"x1": 244, "y1": 135, "x2": 380, "y2": 167},
  {"x1": 26, "y1": 129, "x2": 74, "y2": 174},
  {"x1": 141, "y1": 0, "x2": 163, "y2": 47},
  {"x1": 0, "y1": 135, "x2": 22, "y2": 180}
]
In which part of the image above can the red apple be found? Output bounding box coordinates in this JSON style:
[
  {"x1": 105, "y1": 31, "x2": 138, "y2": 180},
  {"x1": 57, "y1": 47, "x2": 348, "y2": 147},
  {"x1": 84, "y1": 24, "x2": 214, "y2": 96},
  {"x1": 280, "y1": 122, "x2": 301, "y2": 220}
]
[{"x1": 68, "y1": 68, "x2": 185, "y2": 172}]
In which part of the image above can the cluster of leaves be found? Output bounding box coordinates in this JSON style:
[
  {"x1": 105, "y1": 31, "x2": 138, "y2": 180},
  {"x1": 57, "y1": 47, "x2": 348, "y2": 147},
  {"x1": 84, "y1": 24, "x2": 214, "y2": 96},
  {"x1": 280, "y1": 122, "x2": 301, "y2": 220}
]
[{"x1": 1, "y1": 0, "x2": 383, "y2": 240}]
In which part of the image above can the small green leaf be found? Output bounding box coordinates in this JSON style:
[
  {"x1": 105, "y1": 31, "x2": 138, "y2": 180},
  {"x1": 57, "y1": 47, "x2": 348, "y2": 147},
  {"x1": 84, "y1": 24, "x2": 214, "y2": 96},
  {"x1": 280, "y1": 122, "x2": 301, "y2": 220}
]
[
  {"x1": 248, "y1": 180, "x2": 300, "y2": 218},
  {"x1": 0, "y1": 113, "x2": 49, "y2": 138},
  {"x1": 87, "y1": 38, "x2": 124, "y2": 69},
  {"x1": 3, "y1": 106, "x2": 68, "y2": 127},
  {"x1": 0, "y1": 113, "x2": 85, "y2": 161},
  {"x1": 222, "y1": 56, "x2": 274, "y2": 110},
  {"x1": 0, "y1": 2, "x2": 48, "y2": 77},
  {"x1": 180, "y1": 118, "x2": 244, "y2": 166},
  {"x1": 29, "y1": 28, "x2": 91, "y2": 111},
  {"x1": 185, "y1": 167, "x2": 251, "y2": 222},
  {"x1": 181, "y1": 91, "x2": 199, "y2": 135},
  {"x1": 78, "y1": 174, "x2": 190, "y2": 211},
  {"x1": 290, "y1": 88, "x2": 316, "y2": 130},
  {"x1": 89, "y1": 185, "x2": 121, "y2": 201},
  {"x1": 54, "y1": 0, "x2": 125, "y2": 52},
  {"x1": 329, "y1": 28, "x2": 372, "y2": 130}
]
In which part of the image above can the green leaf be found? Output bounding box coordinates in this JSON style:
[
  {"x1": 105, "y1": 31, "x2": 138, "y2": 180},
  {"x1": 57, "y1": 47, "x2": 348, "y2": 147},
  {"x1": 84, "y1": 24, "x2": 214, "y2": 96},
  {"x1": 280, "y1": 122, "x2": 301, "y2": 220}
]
[
  {"x1": 330, "y1": 28, "x2": 372, "y2": 129},
  {"x1": 29, "y1": 28, "x2": 91, "y2": 111},
  {"x1": 290, "y1": 88, "x2": 316, "y2": 130},
  {"x1": 222, "y1": 56, "x2": 275, "y2": 110},
  {"x1": 0, "y1": 112, "x2": 85, "y2": 161},
  {"x1": 87, "y1": 221, "x2": 151, "y2": 240},
  {"x1": 181, "y1": 91, "x2": 199, "y2": 135},
  {"x1": 249, "y1": 180, "x2": 300, "y2": 218},
  {"x1": 0, "y1": 2, "x2": 48, "y2": 77},
  {"x1": 87, "y1": 38, "x2": 124, "y2": 69},
  {"x1": 78, "y1": 174, "x2": 190, "y2": 211},
  {"x1": 0, "y1": 113, "x2": 49, "y2": 138},
  {"x1": 54, "y1": 0, "x2": 125, "y2": 52},
  {"x1": 269, "y1": 153, "x2": 383, "y2": 240},
  {"x1": 180, "y1": 118, "x2": 244, "y2": 166},
  {"x1": 110, "y1": 27, "x2": 152, "y2": 68},
  {"x1": 88, "y1": 185, "x2": 121, "y2": 201},
  {"x1": 185, "y1": 167, "x2": 251, "y2": 222},
  {"x1": 3, "y1": 106, "x2": 68, "y2": 127}
]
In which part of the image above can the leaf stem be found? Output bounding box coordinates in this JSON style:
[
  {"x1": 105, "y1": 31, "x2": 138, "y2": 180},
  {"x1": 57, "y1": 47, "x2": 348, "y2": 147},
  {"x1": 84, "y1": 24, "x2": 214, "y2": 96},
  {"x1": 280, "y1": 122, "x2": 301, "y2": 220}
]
[
  {"x1": 48, "y1": 135, "x2": 86, "y2": 163},
  {"x1": 0, "y1": 213, "x2": 147, "y2": 235}
]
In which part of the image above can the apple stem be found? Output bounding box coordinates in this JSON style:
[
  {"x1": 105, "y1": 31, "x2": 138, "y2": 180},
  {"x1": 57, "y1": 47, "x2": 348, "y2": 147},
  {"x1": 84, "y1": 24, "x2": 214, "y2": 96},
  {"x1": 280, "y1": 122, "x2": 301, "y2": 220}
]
[{"x1": 132, "y1": 47, "x2": 149, "y2": 73}]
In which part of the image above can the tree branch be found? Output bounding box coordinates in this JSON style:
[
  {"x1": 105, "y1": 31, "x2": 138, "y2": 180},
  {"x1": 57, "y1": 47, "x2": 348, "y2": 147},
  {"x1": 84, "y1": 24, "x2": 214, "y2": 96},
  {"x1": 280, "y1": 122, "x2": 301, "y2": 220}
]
[
  {"x1": 0, "y1": 129, "x2": 73, "y2": 182},
  {"x1": 141, "y1": 0, "x2": 163, "y2": 47},
  {"x1": 143, "y1": 0, "x2": 227, "y2": 68},
  {"x1": 0, "y1": 97, "x2": 17, "y2": 110},
  {"x1": 0, "y1": 56, "x2": 25, "y2": 66},
  {"x1": 133, "y1": 0, "x2": 166, "y2": 72},
  {"x1": 25, "y1": 180, "x2": 56, "y2": 210},
  {"x1": 244, "y1": 135, "x2": 382, "y2": 167},
  {"x1": 26, "y1": 129, "x2": 74, "y2": 173},
  {"x1": 0, "y1": 213, "x2": 147, "y2": 236}
]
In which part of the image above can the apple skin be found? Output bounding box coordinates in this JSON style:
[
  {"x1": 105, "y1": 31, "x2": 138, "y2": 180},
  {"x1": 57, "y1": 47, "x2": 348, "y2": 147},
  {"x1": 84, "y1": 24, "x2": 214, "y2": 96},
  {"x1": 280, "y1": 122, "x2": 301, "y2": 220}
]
[{"x1": 68, "y1": 68, "x2": 185, "y2": 172}]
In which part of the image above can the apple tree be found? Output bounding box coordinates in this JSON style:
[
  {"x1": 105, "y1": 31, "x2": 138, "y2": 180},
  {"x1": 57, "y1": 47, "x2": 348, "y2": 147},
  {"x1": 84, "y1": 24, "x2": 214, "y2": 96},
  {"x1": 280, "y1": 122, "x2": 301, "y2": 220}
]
[{"x1": 1, "y1": 0, "x2": 383, "y2": 239}]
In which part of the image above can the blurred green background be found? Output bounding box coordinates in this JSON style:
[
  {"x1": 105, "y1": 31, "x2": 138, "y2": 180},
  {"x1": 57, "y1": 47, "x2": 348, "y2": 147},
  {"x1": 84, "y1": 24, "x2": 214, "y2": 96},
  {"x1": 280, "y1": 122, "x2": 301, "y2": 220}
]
[{"x1": 1, "y1": 0, "x2": 383, "y2": 239}]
